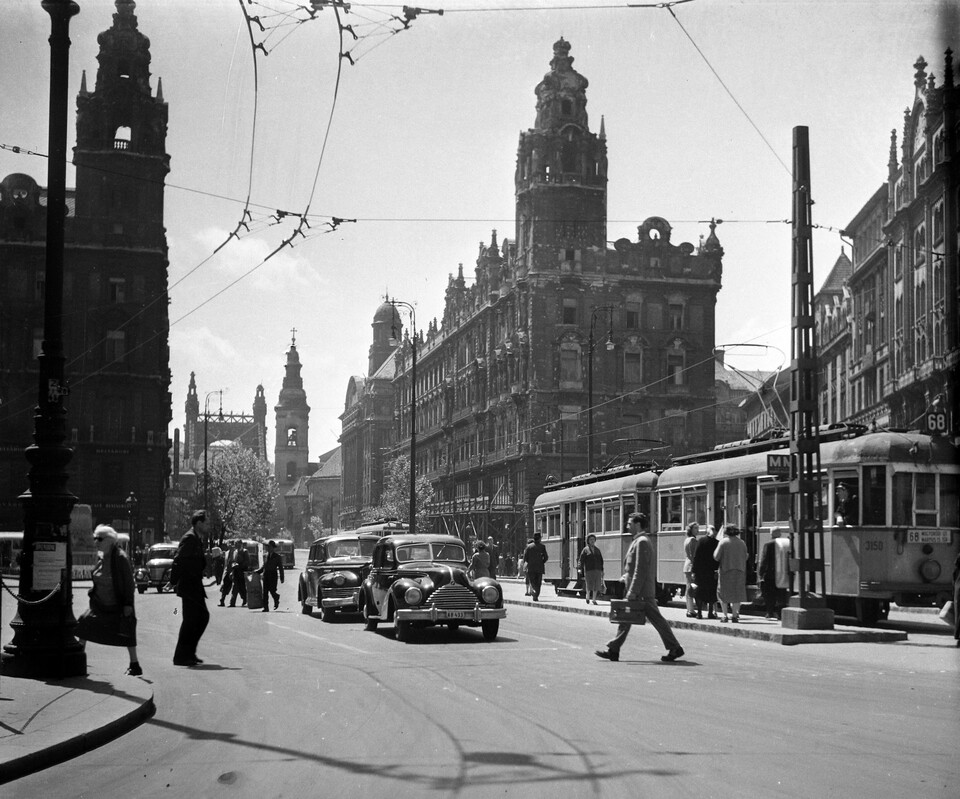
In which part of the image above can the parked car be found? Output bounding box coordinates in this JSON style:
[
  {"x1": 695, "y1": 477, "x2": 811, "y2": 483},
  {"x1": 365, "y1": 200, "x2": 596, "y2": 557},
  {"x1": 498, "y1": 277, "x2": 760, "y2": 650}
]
[
  {"x1": 135, "y1": 543, "x2": 180, "y2": 593},
  {"x1": 298, "y1": 532, "x2": 381, "y2": 620},
  {"x1": 359, "y1": 534, "x2": 506, "y2": 642}
]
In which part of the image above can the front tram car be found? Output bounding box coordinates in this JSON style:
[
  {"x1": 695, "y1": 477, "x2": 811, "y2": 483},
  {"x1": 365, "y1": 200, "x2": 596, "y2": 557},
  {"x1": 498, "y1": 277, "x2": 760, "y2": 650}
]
[{"x1": 654, "y1": 426, "x2": 958, "y2": 624}]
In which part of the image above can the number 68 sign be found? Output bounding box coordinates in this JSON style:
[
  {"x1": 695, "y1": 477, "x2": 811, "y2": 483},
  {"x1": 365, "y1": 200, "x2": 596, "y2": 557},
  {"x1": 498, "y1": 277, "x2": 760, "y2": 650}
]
[{"x1": 924, "y1": 411, "x2": 949, "y2": 435}]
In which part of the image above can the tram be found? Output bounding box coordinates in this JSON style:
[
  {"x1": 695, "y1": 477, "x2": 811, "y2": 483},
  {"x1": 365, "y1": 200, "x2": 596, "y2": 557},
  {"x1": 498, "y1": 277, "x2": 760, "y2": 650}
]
[
  {"x1": 655, "y1": 426, "x2": 959, "y2": 624},
  {"x1": 532, "y1": 460, "x2": 662, "y2": 601},
  {"x1": 532, "y1": 426, "x2": 959, "y2": 623}
]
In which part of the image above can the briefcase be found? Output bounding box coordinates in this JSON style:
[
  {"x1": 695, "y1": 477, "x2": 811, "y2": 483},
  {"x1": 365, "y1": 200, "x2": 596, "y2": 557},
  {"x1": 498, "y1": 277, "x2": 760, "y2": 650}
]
[{"x1": 609, "y1": 599, "x2": 647, "y2": 625}]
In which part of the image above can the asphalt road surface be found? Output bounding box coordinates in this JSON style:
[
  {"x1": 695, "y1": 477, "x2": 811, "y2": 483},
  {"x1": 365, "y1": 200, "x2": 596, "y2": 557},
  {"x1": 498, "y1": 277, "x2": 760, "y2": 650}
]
[{"x1": 7, "y1": 570, "x2": 958, "y2": 798}]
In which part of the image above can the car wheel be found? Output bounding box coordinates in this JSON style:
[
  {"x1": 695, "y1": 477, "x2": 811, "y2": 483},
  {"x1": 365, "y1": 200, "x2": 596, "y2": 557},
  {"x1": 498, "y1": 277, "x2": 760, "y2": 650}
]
[
  {"x1": 137, "y1": 586, "x2": 146, "y2": 594},
  {"x1": 156, "y1": 585, "x2": 163, "y2": 593},
  {"x1": 481, "y1": 619, "x2": 499, "y2": 641},
  {"x1": 361, "y1": 596, "x2": 378, "y2": 631},
  {"x1": 300, "y1": 599, "x2": 313, "y2": 616},
  {"x1": 318, "y1": 604, "x2": 330, "y2": 623},
  {"x1": 395, "y1": 617, "x2": 411, "y2": 642}
]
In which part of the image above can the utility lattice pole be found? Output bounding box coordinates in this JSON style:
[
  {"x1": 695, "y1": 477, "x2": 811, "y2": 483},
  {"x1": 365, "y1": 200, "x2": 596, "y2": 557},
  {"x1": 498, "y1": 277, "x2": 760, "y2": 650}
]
[{"x1": 783, "y1": 126, "x2": 835, "y2": 630}]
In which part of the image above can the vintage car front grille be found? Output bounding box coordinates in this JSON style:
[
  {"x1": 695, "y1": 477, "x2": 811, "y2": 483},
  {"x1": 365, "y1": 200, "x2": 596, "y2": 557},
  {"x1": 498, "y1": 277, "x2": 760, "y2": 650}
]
[
  {"x1": 429, "y1": 583, "x2": 479, "y2": 611},
  {"x1": 148, "y1": 566, "x2": 168, "y2": 581},
  {"x1": 321, "y1": 587, "x2": 356, "y2": 600}
]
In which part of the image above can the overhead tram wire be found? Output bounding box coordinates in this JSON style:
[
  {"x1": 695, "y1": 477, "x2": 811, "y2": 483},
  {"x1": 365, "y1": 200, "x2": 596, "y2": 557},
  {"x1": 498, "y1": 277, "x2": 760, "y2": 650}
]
[{"x1": 664, "y1": 3, "x2": 791, "y2": 177}]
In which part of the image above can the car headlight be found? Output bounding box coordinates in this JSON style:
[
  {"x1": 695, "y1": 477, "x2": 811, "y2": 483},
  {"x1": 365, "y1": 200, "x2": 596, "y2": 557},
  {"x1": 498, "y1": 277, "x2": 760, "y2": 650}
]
[
  {"x1": 404, "y1": 586, "x2": 423, "y2": 606},
  {"x1": 480, "y1": 585, "x2": 500, "y2": 604}
]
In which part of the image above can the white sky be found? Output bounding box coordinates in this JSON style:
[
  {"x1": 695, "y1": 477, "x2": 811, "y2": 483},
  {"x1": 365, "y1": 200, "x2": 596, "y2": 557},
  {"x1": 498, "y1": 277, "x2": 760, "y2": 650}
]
[{"x1": 1, "y1": 0, "x2": 952, "y2": 460}]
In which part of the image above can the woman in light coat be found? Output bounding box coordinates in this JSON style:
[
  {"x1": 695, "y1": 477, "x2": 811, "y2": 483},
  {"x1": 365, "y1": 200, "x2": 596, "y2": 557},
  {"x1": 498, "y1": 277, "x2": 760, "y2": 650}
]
[{"x1": 714, "y1": 525, "x2": 748, "y2": 622}]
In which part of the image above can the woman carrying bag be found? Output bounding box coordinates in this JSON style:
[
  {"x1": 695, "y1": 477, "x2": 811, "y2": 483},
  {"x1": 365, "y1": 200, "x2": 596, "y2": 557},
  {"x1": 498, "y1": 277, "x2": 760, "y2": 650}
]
[{"x1": 75, "y1": 524, "x2": 142, "y2": 676}]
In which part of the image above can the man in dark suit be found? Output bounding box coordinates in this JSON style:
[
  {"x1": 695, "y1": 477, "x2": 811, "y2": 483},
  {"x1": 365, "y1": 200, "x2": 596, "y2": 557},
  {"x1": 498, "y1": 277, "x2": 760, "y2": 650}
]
[{"x1": 171, "y1": 510, "x2": 210, "y2": 666}]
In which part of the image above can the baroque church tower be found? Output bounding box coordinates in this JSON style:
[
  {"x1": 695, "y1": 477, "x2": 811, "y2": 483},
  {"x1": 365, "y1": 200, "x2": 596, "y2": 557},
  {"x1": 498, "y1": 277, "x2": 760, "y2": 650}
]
[
  {"x1": 514, "y1": 37, "x2": 607, "y2": 275},
  {"x1": 275, "y1": 333, "x2": 310, "y2": 503}
]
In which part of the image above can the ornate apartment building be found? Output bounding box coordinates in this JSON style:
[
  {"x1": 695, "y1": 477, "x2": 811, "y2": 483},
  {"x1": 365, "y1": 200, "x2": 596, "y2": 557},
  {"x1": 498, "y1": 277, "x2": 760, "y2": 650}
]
[
  {"x1": 341, "y1": 39, "x2": 724, "y2": 552},
  {"x1": 0, "y1": 1, "x2": 171, "y2": 542},
  {"x1": 819, "y1": 49, "x2": 958, "y2": 433}
]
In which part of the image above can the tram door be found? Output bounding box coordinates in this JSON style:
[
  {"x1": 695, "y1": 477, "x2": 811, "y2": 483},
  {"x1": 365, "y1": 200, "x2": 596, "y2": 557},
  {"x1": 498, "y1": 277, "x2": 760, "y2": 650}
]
[{"x1": 744, "y1": 477, "x2": 758, "y2": 584}]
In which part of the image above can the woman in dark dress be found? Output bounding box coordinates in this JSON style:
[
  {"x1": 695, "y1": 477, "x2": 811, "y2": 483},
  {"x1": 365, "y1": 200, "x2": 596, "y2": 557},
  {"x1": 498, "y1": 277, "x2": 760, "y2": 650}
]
[{"x1": 76, "y1": 525, "x2": 141, "y2": 675}]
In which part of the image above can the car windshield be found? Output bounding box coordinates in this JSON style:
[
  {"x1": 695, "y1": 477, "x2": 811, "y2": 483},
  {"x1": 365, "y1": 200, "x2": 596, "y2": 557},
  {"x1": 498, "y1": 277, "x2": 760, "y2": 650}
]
[
  {"x1": 327, "y1": 538, "x2": 375, "y2": 559},
  {"x1": 395, "y1": 543, "x2": 466, "y2": 563},
  {"x1": 148, "y1": 546, "x2": 178, "y2": 560}
]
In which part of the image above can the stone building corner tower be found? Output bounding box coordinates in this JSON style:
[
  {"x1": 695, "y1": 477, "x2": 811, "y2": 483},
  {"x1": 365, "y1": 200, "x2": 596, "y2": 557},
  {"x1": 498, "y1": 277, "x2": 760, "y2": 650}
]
[{"x1": 514, "y1": 37, "x2": 607, "y2": 275}]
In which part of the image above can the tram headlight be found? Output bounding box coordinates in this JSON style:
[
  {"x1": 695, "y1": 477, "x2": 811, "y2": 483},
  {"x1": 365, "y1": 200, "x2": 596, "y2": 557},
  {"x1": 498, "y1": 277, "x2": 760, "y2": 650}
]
[{"x1": 918, "y1": 559, "x2": 941, "y2": 583}]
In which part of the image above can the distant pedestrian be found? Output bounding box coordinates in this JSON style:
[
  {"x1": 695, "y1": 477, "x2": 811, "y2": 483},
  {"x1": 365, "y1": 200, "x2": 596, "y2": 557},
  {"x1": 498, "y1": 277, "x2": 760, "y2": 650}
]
[
  {"x1": 714, "y1": 525, "x2": 748, "y2": 622},
  {"x1": 758, "y1": 527, "x2": 792, "y2": 619},
  {"x1": 486, "y1": 536, "x2": 499, "y2": 579},
  {"x1": 228, "y1": 539, "x2": 249, "y2": 607},
  {"x1": 219, "y1": 540, "x2": 237, "y2": 606},
  {"x1": 523, "y1": 533, "x2": 548, "y2": 601},
  {"x1": 210, "y1": 544, "x2": 225, "y2": 585},
  {"x1": 170, "y1": 510, "x2": 210, "y2": 666},
  {"x1": 519, "y1": 539, "x2": 533, "y2": 594},
  {"x1": 578, "y1": 534, "x2": 604, "y2": 605},
  {"x1": 75, "y1": 525, "x2": 142, "y2": 676},
  {"x1": 257, "y1": 540, "x2": 285, "y2": 612},
  {"x1": 683, "y1": 523, "x2": 698, "y2": 617},
  {"x1": 469, "y1": 540, "x2": 491, "y2": 579},
  {"x1": 595, "y1": 513, "x2": 684, "y2": 663}
]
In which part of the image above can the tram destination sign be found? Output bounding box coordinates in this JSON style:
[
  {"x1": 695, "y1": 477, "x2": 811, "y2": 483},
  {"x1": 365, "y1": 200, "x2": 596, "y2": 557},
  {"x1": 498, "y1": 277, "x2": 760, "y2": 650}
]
[{"x1": 766, "y1": 453, "x2": 791, "y2": 477}]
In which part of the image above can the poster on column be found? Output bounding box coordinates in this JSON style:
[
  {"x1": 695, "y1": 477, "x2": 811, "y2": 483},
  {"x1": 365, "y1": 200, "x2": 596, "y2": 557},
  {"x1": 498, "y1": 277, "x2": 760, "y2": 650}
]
[{"x1": 33, "y1": 541, "x2": 66, "y2": 591}]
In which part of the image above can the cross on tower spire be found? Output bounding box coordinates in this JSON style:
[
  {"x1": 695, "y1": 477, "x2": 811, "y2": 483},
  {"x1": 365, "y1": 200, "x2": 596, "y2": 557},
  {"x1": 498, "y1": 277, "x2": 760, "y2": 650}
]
[{"x1": 290, "y1": 327, "x2": 297, "y2": 346}]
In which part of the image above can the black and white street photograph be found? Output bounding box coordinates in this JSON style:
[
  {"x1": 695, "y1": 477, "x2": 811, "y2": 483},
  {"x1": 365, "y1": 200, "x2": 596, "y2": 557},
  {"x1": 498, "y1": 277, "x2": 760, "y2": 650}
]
[{"x1": 0, "y1": 1, "x2": 957, "y2": 796}]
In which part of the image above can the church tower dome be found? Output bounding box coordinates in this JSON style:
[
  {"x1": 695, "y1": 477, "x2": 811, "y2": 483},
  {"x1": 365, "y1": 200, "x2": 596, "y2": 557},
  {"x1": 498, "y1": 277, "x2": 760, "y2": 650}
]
[{"x1": 369, "y1": 299, "x2": 400, "y2": 375}]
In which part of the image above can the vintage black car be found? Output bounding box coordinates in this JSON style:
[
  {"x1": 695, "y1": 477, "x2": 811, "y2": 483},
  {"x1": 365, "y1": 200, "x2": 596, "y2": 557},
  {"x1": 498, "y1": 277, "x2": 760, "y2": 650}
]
[
  {"x1": 298, "y1": 532, "x2": 382, "y2": 620},
  {"x1": 135, "y1": 543, "x2": 179, "y2": 593},
  {"x1": 359, "y1": 534, "x2": 506, "y2": 642}
]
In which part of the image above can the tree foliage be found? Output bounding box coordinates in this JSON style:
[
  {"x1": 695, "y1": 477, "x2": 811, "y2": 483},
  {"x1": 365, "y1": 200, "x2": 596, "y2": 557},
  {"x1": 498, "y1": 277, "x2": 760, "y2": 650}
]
[
  {"x1": 374, "y1": 454, "x2": 433, "y2": 525},
  {"x1": 206, "y1": 444, "x2": 278, "y2": 539}
]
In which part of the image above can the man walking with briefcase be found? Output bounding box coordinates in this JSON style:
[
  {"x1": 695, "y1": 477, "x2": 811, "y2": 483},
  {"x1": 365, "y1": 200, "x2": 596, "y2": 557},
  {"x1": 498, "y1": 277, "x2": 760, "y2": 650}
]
[{"x1": 596, "y1": 512, "x2": 684, "y2": 663}]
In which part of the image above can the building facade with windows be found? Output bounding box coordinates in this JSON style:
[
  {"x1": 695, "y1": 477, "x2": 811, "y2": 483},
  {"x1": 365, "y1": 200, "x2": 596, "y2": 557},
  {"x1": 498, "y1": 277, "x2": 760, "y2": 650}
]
[
  {"x1": 821, "y1": 50, "x2": 958, "y2": 434},
  {"x1": 0, "y1": 1, "x2": 171, "y2": 542},
  {"x1": 343, "y1": 39, "x2": 723, "y2": 555}
]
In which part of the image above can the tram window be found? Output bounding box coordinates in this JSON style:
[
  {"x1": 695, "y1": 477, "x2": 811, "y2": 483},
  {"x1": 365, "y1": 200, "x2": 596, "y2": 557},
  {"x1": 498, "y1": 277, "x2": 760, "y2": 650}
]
[
  {"x1": 941, "y1": 475, "x2": 959, "y2": 527},
  {"x1": 861, "y1": 466, "x2": 886, "y2": 525},
  {"x1": 661, "y1": 494, "x2": 682, "y2": 527},
  {"x1": 623, "y1": 499, "x2": 635, "y2": 526},
  {"x1": 892, "y1": 474, "x2": 912, "y2": 526},
  {"x1": 603, "y1": 504, "x2": 617, "y2": 533},
  {"x1": 761, "y1": 484, "x2": 791, "y2": 524},
  {"x1": 685, "y1": 492, "x2": 707, "y2": 526},
  {"x1": 915, "y1": 474, "x2": 937, "y2": 527},
  {"x1": 588, "y1": 505, "x2": 603, "y2": 534},
  {"x1": 834, "y1": 475, "x2": 859, "y2": 526}
]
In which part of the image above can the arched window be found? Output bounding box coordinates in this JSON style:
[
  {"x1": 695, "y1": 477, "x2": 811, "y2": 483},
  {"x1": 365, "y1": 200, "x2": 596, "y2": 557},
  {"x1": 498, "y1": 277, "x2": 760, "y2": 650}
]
[{"x1": 114, "y1": 125, "x2": 131, "y2": 151}]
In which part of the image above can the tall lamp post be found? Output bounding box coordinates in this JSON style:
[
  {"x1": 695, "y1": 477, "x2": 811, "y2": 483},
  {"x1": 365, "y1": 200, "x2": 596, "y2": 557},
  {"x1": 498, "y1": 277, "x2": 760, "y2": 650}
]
[
  {"x1": 388, "y1": 299, "x2": 417, "y2": 535},
  {"x1": 1, "y1": 0, "x2": 84, "y2": 679},
  {"x1": 587, "y1": 305, "x2": 615, "y2": 473},
  {"x1": 125, "y1": 491, "x2": 138, "y2": 552}
]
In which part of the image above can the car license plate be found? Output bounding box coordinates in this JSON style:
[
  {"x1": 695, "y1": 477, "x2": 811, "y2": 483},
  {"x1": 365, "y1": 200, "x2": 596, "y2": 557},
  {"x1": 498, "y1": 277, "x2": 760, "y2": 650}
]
[{"x1": 446, "y1": 611, "x2": 470, "y2": 619}]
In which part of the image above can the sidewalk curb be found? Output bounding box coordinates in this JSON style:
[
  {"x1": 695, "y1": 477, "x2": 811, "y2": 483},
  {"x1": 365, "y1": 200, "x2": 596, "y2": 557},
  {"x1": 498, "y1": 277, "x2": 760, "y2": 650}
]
[
  {"x1": 0, "y1": 689, "x2": 156, "y2": 785},
  {"x1": 502, "y1": 597, "x2": 909, "y2": 645}
]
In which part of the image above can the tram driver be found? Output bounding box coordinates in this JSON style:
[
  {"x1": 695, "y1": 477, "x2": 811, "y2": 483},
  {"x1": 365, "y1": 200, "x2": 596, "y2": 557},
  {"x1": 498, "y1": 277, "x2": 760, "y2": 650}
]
[{"x1": 835, "y1": 481, "x2": 859, "y2": 527}]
